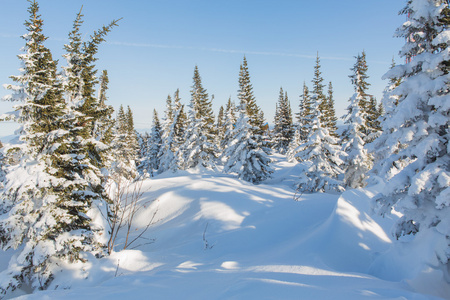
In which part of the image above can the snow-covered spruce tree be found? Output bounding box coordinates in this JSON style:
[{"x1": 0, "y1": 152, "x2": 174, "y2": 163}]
[
  {"x1": 312, "y1": 57, "x2": 337, "y2": 137},
  {"x1": 284, "y1": 91, "x2": 294, "y2": 141},
  {"x1": 178, "y1": 66, "x2": 218, "y2": 170},
  {"x1": 158, "y1": 90, "x2": 186, "y2": 173},
  {"x1": 0, "y1": 1, "x2": 73, "y2": 291},
  {"x1": 340, "y1": 53, "x2": 374, "y2": 188},
  {"x1": 295, "y1": 89, "x2": 345, "y2": 193},
  {"x1": 220, "y1": 98, "x2": 237, "y2": 152},
  {"x1": 347, "y1": 51, "x2": 376, "y2": 142},
  {"x1": 272, "y1": 87, "x2": 293, "y2": 154},
  {"x1": 312, "y1": 54, "x2": 328, "y2": 127},
  {"x1": 161, "y1": 94, "x2": 174, "y2": 137},
  {"x1": 125, "y1": 106, "x2": 140, "y2": 161},
  {"x1": 137, "y1": 131, "x2": 150, "y2": 176},
  {"x1": 0, "y1": 2, "x2": 116, "y2": 293},
  {"x1": 371, "y1": 0, "x2": 450, "y2": 269},
  {"x1": 141, "y1": 109, "x2": 162, "y2": 176},
  {"x1": 58, "y1": 2, "x2": 119, "y2": 237},
  {"x1": 158, "y1": 94, "x2": 175, "y2": 173},
  {"x1": 223, "y1": 101, "x2": 273, "y2": 183},
  {"x1": 48, "y1": 3, "x2": 119, "y2": 270},
  {"x1": 238, "y1": 56, "x2": 265, "y2": 135},
  {"x1": 288, "y1": 82, "x2": 313, "y2": 162},
  {"x1": 111, "y1": 105, "x2": 138, "y2": 179},
  {"x1": 237, "y1": 57, "x2": 271, "y2": 150},
  {"x1": 325, "y1": 81, "x2": 338, "y2": 136},
  {"x1": 216, "y1": 105, "x2": 226, "y2": 152}
]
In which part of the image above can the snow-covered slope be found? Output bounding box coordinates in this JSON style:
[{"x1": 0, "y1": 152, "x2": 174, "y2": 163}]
[{"x1": 9, "y1": 155, "x2": 448, "y2": 299}]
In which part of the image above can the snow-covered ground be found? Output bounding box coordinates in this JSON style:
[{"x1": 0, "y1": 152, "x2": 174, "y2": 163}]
[{"x1": 5, "y1": 154, "x2": 449, "y2": 299}]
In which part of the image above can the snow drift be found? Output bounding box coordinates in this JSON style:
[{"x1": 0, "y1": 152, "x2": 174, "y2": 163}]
[{"x1": 2, "y1": 159, "x2": 448, "y2": 299}]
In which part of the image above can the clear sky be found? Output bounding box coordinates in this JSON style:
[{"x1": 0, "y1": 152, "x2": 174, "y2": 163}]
[{"x1": 0, "y1": 0, "x2": 405, "y2": 136}]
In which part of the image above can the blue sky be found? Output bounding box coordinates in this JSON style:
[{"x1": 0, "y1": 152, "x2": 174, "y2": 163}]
[{"x1": 0, "y1": 0, "x2": 405, "y2": 136}]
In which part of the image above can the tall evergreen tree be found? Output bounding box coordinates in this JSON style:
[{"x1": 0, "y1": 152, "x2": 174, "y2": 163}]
[
  {"x1": 137, "y1": 131, "x2": 150, "y2": 176},
  {"x1": 178, "y1": 66, "x2": 217, "y2": 170},
  {"x1": 272, "y1": 87, "x2": 293, "y2": 154},
  {"x1": 220, "y1": 98, "x2": 237, "y2": 153},
  {"x1": 158, "y1": 94, "x2": 175, "y2": 173},
  {"x1": 56, "y1": 3, "x2": 120, "y2": 261},
  {"x1": 111, "y1": 105, "x2": 138, "y2": 179},
  {"x1": 172, "y1": 89, "x2": 187, "y2": 150},
  {"x1": 325, "y1": 81, "x2": 338, "y2": 135},
  {"x1": 341, "y1": 53, "x2": 375, "y2": 188},
  {"x1": 371, "y1": 0, "x2": 450, "y2": 270},
  {"x1": 216, "y1": 105, "x2": 226, "y2": 151},
  {"x1": 288, "y1": 82, "x2": 312, "y2": 162},
  {"x1": 238, "y1": 56, "x2": 264, "y2": 135},
  {"x1": 139, "y1": 109, "x2": 162, "y2": 176},
  {"x1": 347, "y1": 51, "x2": 376, "y2": 142},
  {"x1": 126, "y1": 106, "x2": 139, "y2": 160},
  {"x1": 341, "y1": 94, "x2": 372, "y2": 188},
  {"x1": 158, "y1": 90, "x2": 186, "y2": 173},
  {"x1": 312, "y1": 53, "x2": 327, "y2": 124},
  {"x1": 351, "y1": 52, "x2": 370, "y2": 100},
  {"x1": 149, "y1": 109, "x2": 162, "y2": 171},
  {"x1": 295, "y1": 90, "x2": 345, "y2": 193},
  {"x1": 0, "y1": 1, "x2": 71, "y2": 291},
  {"x1": 161, "y1": 94, "x2": 174, "y2": 136},
  {"x1": 312, "y1": 55, "x2": 337, "y2": 135}
]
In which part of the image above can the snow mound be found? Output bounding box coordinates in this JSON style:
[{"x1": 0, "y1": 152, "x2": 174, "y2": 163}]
[{"x1": 298, "y1": 184, "x2": 395, "y2": 273}]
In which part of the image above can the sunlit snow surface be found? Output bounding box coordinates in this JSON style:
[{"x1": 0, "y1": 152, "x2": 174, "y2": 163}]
[{"x1": 5, "y1": 154, "x2": 449, "y2": 299}]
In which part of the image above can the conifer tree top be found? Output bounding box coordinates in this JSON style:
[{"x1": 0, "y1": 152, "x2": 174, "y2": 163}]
[{"x1": 311, "y1": 53, "x2": 325, "y2": 100}]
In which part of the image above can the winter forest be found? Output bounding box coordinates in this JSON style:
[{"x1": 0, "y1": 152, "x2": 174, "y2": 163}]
[{"x1": 0, "y1": 0, "x2": 449, "y2": 299}]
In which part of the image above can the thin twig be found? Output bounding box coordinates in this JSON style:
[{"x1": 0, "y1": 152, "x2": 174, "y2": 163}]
[
  {"x1": 203, "y1": 222, "x2": 214, "y2": 250},
  {"x1": 114, "y1": 259, "x2": 120, "y2": 277}
]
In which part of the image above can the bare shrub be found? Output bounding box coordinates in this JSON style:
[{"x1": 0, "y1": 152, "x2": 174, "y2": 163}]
[{"x1": 104, "y1": 174, "x2": 158, "y2": 254}]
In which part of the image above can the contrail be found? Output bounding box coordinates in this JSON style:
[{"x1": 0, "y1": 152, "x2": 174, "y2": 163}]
[
  {"x1": 106, "y1": 40, "x2": 369, "y2": 63},
  {"x1": 1, "y1": 34, "x2": 388, "y2": 65}
]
